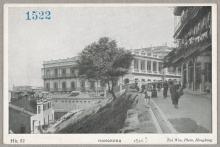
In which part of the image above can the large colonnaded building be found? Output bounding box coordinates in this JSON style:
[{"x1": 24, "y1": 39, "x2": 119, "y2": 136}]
[
  {"x1": 122, "y1": 45, "x2": 181, "y2": 85},
  {"x1": 165, "y1": 6, "x2": 211, "y2": 94},
  {"x1": 41, "y1": 57, "x2": 106, "y2": 117},
  {"x1": 42, "y1": 57, "x2": 105, "y2": 93}
]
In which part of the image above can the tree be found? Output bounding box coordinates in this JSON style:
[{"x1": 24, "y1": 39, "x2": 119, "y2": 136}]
[{"x1": 77, "y1": 37, "x2": 133, "y2": 100}]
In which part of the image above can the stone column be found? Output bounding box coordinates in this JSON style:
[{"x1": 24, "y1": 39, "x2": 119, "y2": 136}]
[
  {"x1": 185, "y1": 63, "x2": 189, "y2": 88},
  {"x1": 138, "y1": 59, "x2": 141, "y2": 72},
  {"x1": 58, "y1": 68, "x2": 61, "y2": 91},
  {"x1": 151, "y1": 60, "x2": 154, "y2": 73},
  {"x1": 157, "y1": 62, "x2": 159, "y2": 73},
  {"x1": 193, "y1": 58, "x2": 196, "y2": 91},
  {"x1": 145, "y1": 60, "x2": 148, "y2": 72},
  {"x1": 201, "y1": 61, "x2": 205, "y2": 92},
  {"x1": 131, "y1": 60, "x2": 134, "y2": 72},
  {"x1": 181, "y1": 63, "x2": 184, "y2": 84}
]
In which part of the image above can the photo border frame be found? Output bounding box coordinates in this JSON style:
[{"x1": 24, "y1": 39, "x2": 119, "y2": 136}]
[{"x1": 0, "y1": 0, "x2": 219, "y2": 146}]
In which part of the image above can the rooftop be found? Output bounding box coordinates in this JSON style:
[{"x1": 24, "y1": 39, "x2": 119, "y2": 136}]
[
  {"x1": 11, "y1": 96, "x2": 37, "y2": 114},
  {"x1": 49, "y1": 92, "x2": 104, "y2": 100},
  {"x1": 43, "y1": 56, "x2": 79, "y2": 65},
  {"x1": 131, "y1": 45, "x2": 173, "y2": 52}
]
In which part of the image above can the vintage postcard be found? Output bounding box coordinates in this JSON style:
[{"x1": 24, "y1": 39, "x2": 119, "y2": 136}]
[{"x1": 3, "y1": 3, "x2": 217, "y2": 144}]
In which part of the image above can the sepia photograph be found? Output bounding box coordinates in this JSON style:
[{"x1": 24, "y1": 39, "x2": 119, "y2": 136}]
[{"x1": 3, "y1": 3, "x2": 217, "y2": 144}]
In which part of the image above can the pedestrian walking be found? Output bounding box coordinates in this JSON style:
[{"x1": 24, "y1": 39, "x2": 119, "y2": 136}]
[
  {"x1": 157, "y1": 83, "x2": 161, "y2": 91},
  {"x1": 151, "y1": 84, "x2": 157, "y2": 98},
  {"x1": 141, "y1": 84, "x2": 145, "y2": 93},
  {"x1": 135, "y1": 81, "x2": 139, "y2": 92},
  {"x1": 144, "y1": 89, "x2": 150, "y2": 106},
  {"x1": 169, "y1": 81, "x2": 179, "y2": 108},
  {"x1": 163, "y1": 81, "x2": 169, "y2": 98}
]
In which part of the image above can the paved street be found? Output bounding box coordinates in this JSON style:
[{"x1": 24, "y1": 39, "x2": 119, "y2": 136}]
[
  {"x1": 153, "y1": 90, "x2": 212, "y2": 133},
  {"x1": 120, "y1": 92, "x2": 159, "y2": 133}
]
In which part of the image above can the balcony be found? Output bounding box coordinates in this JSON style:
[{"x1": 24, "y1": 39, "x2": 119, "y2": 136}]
[
  {"x1": 174, "y1": 7, "x2": 202, "y2": 38},
  {"x1": 174, "y1": 33, "x2": 211, "y2": 64},
  {"x1": 42, "y1": 73, "x2": 78, "y2": 79},
  {"x1": 132, "y1": 69, "x2": 163, "y2": 75},
  {"x1": 132, "y1": 51, "x2": 159, "y2": 59},
  {"x1": 141, "y1": 70, "x2": 146, "y2": 73},
  {"x1": 133, "y1": 69, "x2": 139, "y2": 73},
  {"x1": 165, "y1": 72, "x2": 182, "y2": 77},
  {"x1": 45, "y1": 88, "x2": 105, "y2": 96}
]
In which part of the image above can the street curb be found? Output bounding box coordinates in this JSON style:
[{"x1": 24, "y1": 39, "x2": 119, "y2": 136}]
[{"x1": 150, "y1": 99, "x2": 178, "y2": 133}]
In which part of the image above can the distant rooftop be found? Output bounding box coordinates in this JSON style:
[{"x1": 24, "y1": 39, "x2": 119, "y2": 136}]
[
  {"x1": 49, "y1": 92, "x2": 103, "y2": 99},
  {"x1": 43, "y1": 56, "x2": 79, "y2": 65},
  {"x1": 11, "y1": 96, "x2": 37, "y2": 114},
  {"x1": 130, "y1": 45, "x2": 173, "y2": 52}
]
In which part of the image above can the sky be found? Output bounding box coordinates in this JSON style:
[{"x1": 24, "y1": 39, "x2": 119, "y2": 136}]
[{"x1": 7, "y1": 5, "x2": 175, "y2": 88}]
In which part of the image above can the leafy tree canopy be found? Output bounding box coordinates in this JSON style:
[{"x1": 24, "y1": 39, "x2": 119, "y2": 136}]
[{"x1": 77, "y1": 37, "x2": 133, "y2": 99}]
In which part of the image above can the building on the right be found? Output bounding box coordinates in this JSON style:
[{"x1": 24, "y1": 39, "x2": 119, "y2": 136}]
[{"x1": 164, "y1": 6, "x2": 212, "y2": 94}]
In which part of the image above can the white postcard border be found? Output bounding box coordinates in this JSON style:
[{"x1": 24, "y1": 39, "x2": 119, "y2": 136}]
[{"x1": 3, "y1": 3, "x2": 218, "y2": 144}]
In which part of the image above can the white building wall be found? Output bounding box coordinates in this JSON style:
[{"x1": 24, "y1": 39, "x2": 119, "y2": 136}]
[{"x1": 52, "y1": 98, "x2": 102, "y2": 112}]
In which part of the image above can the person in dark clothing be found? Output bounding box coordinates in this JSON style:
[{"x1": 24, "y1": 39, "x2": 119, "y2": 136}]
[
  {"x1": 151, "y1": 84, "x2": 157, "y2": 98},
  {"x1": 169, "y1": 81, "x2": 179, "y2": 108},
  {"x1": 157, "y1": 83, "x2": 161, "y2": 91},
  {"x1": 135, "y1": 81, "x2": 139, "y2": 92},
  {"x1": 141, "y1": 84, "x2": 145, "y2": 93},
  {"x1": 144, "y1": 89, "x2": 150, "y2": 106},
  {"x1": 163, "y1": 81, "x2": 169, "y2": 98}
]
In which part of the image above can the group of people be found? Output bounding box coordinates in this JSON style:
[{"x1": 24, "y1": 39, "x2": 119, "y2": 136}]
[{"x1": 135, "y1": 80, "x2": 184, "y2": 109}]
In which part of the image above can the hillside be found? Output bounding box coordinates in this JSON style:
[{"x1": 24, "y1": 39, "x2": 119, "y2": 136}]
[{"x1": 57, "y1": 93, "x2": 136, "y2": 133}]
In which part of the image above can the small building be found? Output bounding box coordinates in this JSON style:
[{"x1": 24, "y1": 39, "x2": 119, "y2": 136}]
[
  {"x1": 9, "y1": 94, "x2": 54, "y2": 134},
  {"x1": 49, "y1": 91, "x2": 105, "y2": 120}
]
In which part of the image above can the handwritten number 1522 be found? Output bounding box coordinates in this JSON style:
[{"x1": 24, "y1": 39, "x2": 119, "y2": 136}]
[{"x1": 26, "y1": 11, "x2": 51, "y2": 20}]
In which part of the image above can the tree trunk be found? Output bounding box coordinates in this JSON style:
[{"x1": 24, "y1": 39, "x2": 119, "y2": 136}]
[
  {"x1": 110, "y1": 88, "x2": 117, "y2": 100},
  {"x1": 110, "y1": 80, "x2": 117, "y2": 100},
  {"x1": 107, "y1": 81, "x2": 111, "y2": 92}
]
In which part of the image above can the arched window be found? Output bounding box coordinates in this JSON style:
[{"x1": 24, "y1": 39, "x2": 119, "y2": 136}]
[
  {"x1": 153, "y1": 61, "x2": 157, "y2": 72},
  {"x1": 80, "y1": 80, "x2": 85, "y2": 91},
  {"x1": 71, "y1": 82, "x2": 76, "y2": 91},
  {"x1": 46, "y1": 83, "x2": 50, "y2": 91},
  {"x1": 53, "y1": 82, "x2": 58, "y2": 91},
  {"x1": 62, "y1": 68, "x2": 66, "y2": 77},
  {"x1": 90, "y1": 81, "x2": 95, "y2": 90},
  {"x1": 46, "y1": 69, "x2": 50, "y2": 76},
  {"x1": 62, "y1": 82, "x2": 66, "y2": 91},
  {"x1": 71, "y1": 68, "x2": 75, "y2": 76},
  {"x1": 54, "y1": 69, "x2": 58, "y2": 77}
]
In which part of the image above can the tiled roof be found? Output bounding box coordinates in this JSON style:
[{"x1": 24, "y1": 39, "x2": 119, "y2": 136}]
[
  {"x1": 9, "y1": 104, "x2": 35, "y2": 116},
  {"x1": 11, "y1": 96, "x2": 37, "y2": 114}
]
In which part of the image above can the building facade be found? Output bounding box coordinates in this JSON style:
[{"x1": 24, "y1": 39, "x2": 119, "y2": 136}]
[
  {"x1": 165, "y1": 6, "x2": 211, "y2": 93},
  {"x1": 50, "y1": 91, "x2": 105, "y2": 120},
  {"x1": 9, "y1": 93, "x2": 54, "y2": 134},
  {"x1": 42, "y1": 57, "x2": 105, "y2": 94},
  {"x1": 122, "y1": 46, "x2": 181, "y2": 85}
]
